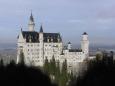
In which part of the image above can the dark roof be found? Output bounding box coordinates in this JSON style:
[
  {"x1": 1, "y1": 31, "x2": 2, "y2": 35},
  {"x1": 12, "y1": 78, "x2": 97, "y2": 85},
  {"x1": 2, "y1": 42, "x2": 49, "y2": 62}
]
[
  {"x1": 68, "y1": 42, "x2": 71, "y2": 44},
  {"x1": 21, "y1": 31, "x2": 62, "y2": 43},
  {"x1": 43, "y1": 33, "x2": 62, "y2": 43},
  {"x1": 83, "y1": 32, "x2": 88, "y2": 35},
  {"x1": 69, "y1": 49, "x2": 82, "y2": 52},
  {"x1": 22, "y1": 31, "x2": 39, "y2": 43}
]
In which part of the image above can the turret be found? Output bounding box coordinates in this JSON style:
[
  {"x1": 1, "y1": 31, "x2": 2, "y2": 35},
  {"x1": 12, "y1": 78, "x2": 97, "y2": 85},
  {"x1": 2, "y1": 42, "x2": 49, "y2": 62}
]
[
  {"x1": 39, "y1": 25, "x2": 43, "y2": 43},
  {"x1": 28, "y1": 12, "x2": 35, "y2": 31},
  {"x1": 40, "y1": 24, "x2": 43, "y2": 33},
  {"x1": 67, "y1": 42, "x2": 72, "y2": 50},
  {"x1": 81, "y1": 32, "x2": 89, "y2": 56},
  {"x1": 17, "y1": 28, "x2": 24, "y2": 64}
]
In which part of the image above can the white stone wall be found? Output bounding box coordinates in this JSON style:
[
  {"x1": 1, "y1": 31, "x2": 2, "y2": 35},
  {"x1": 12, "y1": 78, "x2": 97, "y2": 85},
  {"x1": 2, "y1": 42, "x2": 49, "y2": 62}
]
[{"x1": 43, "y1": 43, "x2": 62, "y2": 61}]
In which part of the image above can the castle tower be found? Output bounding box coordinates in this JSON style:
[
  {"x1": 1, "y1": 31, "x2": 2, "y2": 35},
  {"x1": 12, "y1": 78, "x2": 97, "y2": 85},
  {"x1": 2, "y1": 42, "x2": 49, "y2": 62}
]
[
  {"x1": 28, "y1": 12, "x2": 35, "y2": 31},
  {"x1": 39, "y1": 25, "x2": 44, "y2": 66},
  {"x1": 67, "y1": 42, "x2": 72, "y2": 50},
  {"x1": 81, "y1": 32, "x2": 89, "y2": 57},
  {"x1": 17, "y1": 28, "x2": 25, "y2": 64}
]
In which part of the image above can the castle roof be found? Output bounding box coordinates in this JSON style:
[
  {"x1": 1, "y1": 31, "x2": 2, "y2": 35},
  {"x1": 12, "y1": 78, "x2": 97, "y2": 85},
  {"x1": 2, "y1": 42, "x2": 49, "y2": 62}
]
[
  {"x1": 69, "y1": 49, "x2": 82, "y2": 52},
  {"x1": 82, "y1": 32, "x2": 88, "y2": 35},
  {"x1": 68, "y1": 42, "x2": 71, "y2": 44},
  {"x1": 43, "y1": 33, "x2": 62, "y2": 42},
  {"x1": 22, "y1": 31, "x2": 39, "y2": 43},
  {"x1": 21, "y1": 31, "x2": 62, "y2": 43}
]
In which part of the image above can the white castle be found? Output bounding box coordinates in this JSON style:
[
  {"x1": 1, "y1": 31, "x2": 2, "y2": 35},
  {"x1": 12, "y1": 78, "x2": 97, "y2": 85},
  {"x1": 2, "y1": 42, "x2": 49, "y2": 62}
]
[{"x1": 17, "y1": 13, "x2": 89, "y2": 73}]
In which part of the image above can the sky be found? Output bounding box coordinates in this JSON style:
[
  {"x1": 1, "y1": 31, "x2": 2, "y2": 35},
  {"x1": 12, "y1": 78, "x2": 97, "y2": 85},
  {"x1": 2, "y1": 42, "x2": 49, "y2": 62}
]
[{"x1": 0, "y1": 0, "x2": 115, "y2": 46}]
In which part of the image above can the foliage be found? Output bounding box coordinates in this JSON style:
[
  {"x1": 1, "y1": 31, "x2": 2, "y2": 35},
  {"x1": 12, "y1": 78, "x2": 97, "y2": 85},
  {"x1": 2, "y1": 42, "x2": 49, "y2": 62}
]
[
  {"x1": 96, "y1": 54, "x2": 102, "y2": 61},
  {"x1": 73, "y1": 51, "x2": 115, "y2": 86},
  {"x1": 0, "y1": 59, "x2": 4, "y2": 67},
  {"x1": 43, "y1": 57, "x2": 73, "y2": 86},
  {"x1": 0, "y1": 61, "x2": 56, "y2": 86}
]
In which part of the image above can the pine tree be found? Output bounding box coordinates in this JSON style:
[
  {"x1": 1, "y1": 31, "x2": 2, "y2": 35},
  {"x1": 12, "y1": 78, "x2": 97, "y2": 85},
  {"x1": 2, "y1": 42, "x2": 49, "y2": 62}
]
[
  {"x1": 43, "y1": 57, "x2": 74, "y2": 86},
  {"x1": 96, "y1": 54, "x2": 102, "y2": 61},
  {"x1": 50, "y1": 56, "x2": 56, "y2": 75},
  {"x1": 43, "y1": 57, "x2": 50, "y2": 74},
  {"x1": 19, "y1": 51, "x2": 25, "y2": 65},
  {"x1": 55, "y1": 60, "x2": 60, "y2": 84},
  {"x1": 59, "y1": 59, "x2": 68, "y2": 86},
  {"x1": 0, "y1": 59, "x2": 4, "y2": 67}
]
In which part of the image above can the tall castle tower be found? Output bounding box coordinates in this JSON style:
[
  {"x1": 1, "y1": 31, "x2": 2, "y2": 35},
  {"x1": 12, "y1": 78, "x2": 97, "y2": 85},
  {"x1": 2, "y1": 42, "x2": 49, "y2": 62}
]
[
  {"x1": 81, "y1": 32, "x2": 89, "y2": 57},
  {"x1": 28, "y1": 12, "x2": 35, "y2": 31}
]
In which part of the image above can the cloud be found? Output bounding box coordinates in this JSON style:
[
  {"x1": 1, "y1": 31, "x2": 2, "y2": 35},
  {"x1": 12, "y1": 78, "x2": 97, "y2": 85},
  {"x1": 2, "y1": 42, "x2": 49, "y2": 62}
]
[{"x1": 0, "y1": 0, "x2": 114, "y2": 45}]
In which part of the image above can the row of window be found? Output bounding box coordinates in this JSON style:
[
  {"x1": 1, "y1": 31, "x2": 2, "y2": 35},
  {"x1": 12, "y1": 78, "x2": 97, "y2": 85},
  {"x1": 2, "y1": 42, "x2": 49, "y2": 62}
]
[
  {"x1": 27, "y1": 44, "x2": 60, "y2": 47},
  {"x1": 28, "y1": 49, "x2": 39, "y2": 52},
  {"x1": 65, "y1": 52, "x2": 82, "y2": 55},
  {"x1": 27, "y1": 52, "x2": 53, "y2": 55},
  {"x1": 27, "y1": 48, "x2": 57, "y2": 51}
]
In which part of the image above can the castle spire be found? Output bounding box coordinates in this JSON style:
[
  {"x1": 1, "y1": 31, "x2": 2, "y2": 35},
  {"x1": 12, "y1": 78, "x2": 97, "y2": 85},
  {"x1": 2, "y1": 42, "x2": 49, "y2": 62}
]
[
  {"x1": 40, "y1": 25, "x2": 43, "y2": 33},
  {"x1": 30, "y1": 12, "x2": 34, "y2": 22},
  {"x1": 28, "y1": 12, "x2": 35, "y2": 31},
  {"x1": 21, "y1": 27, "x2": 23, "y2": 32}
]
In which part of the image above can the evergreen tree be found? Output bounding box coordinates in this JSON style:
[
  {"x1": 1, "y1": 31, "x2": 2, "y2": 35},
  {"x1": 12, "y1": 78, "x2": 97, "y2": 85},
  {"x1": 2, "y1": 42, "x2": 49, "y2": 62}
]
[
  {"x1": 59, "y1": 59, "x2": 68, "y2": 86},
  {"x1": 62, "y1": 59, "x2": 67, "y2": 74},
  {"x1": 43, "y1": 57, "x2": 74, "y2": 86},
  {"x1": 96, "y1": 54, "x2": 102, "y2": 61},
  {"x1": 55, "y1": 60, "x2": 60, "y2": 84},
  {"x1": 0, "y1": 59, "x2": 4, "y2": 67},
  {"x1": 9, "y1": 60, "x2": 16, "y2": 65},
  {"x1": 43, "y1": 57, "x2": 50, "y2": 74},
  {"x1": 19, "y1": 51, "x2": 25, "y2": 65},
  {"x1": 50, "y1": 56, "x2": 56, "y2": 75}
]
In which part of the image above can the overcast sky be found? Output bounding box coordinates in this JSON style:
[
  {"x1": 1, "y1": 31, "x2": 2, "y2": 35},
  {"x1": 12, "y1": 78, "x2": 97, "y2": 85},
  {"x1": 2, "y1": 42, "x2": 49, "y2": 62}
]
[{"x1": 0, "y1": 0, "x2": 115, "y2": 46}]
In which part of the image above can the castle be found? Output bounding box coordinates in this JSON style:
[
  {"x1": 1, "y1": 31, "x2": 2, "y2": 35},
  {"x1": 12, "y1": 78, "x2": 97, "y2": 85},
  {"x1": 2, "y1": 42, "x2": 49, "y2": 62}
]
[{"x1": 17, "y1": 13, "x2": 89, "y2": 73}]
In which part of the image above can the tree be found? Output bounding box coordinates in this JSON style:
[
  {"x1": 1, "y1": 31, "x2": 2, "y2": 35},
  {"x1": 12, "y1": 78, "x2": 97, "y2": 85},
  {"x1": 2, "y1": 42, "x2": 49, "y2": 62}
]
[
  {"x1": 55, "y1": 60, "x2": 60, "y2": 84},
  {"x1": 0, "y1": 59, "x2": 4, "y2": 67},
  {"x1": 96, "y1": 54, "x2": 103, "y2": 61},
  {"x1": 19, "y1": 51, "x2": 25, "y2": 65},
  {"x1": 43, "y1": 57, "x2": 50, "y2": 74},
  {"x1": 43, "y1": 57, "x2": 74, "y2": 86},
  {"x1": 59, "y1": 59, "x2": 68, "y2": 86},
  {"x1": 73, "y1": 59, "x2": 115, "y2": 86},
  {"x1": 61, "y1": 59, "x2": 67, "y2": 74},
  {"x1": 50, "y1": 56, "x2": 56, "y2": 75}
]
